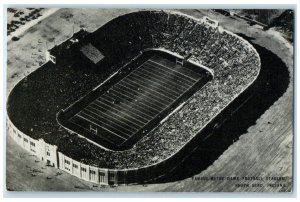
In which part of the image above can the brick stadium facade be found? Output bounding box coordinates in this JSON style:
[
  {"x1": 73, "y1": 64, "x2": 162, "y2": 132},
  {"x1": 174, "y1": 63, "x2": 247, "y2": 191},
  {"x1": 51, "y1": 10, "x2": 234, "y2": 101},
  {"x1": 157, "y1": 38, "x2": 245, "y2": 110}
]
[{"x1": 7, "y1": 10, "x2": 261, "y2": 185}]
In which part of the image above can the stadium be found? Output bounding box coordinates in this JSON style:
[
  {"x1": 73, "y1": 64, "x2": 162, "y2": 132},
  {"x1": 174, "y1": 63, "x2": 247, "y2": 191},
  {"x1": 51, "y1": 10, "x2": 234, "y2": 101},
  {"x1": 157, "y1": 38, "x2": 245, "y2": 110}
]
[{"x1": 7, "y1": 10, "x2": 261, "y2": 185}]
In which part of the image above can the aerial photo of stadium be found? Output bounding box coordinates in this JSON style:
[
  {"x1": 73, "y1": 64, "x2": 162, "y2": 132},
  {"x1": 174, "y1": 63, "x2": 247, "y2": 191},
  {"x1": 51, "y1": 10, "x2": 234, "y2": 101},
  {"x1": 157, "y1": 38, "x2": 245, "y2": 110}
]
[{"x1": 6, "y1": 8, "x2": 294, "y2": 192}]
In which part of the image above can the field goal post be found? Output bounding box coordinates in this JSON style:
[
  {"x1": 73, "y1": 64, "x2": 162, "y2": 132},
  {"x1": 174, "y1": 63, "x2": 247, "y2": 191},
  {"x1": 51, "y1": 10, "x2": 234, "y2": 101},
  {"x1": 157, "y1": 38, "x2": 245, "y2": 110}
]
[
  {"x1": 176, "y1": 58, "x2": 184, "y2": 66},
  {"x1": 90, "y1": 124, "x2": 98, "y2": 135}
]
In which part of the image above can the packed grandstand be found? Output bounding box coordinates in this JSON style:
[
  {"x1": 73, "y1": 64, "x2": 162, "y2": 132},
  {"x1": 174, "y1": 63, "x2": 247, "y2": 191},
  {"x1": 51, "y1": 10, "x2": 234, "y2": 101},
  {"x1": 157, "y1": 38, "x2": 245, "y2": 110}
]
[{"x1": 7, "y1": 10, "x2": 260, "y2": 175}]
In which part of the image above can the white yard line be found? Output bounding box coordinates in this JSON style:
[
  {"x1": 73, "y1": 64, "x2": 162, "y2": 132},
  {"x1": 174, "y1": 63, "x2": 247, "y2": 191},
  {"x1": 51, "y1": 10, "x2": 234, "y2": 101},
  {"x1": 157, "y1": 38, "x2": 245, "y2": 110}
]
[
  {"x1": 88, "y1": 103, "x2": 142, "y2": 130},
  {"x1": 123, "y1": 78, "x2": 175, "y2": 101},
  {"x1": 113, "y1": 83, "x2": 167, "y2": 110},
  {"x1": 110, "y1": 88, "x2": 161, "y2": 113},
  {"x1": 149, "y1": 59, "x2": 197, "y2": 82},
  {"x1": 8, "y1": 8, "x2": 60, "y2": 42},
  {"x1": 97, "y1": 97, "x2": 151, "y2": 122},
  {"x1": 120, "y1": 79, "x2": 172, "y2": 104},
  {"x1": 77, "y1": 113, "x2": 128, "y2": 140},
  {"x1": 84, "y1": 107, "x2": 138, "y2": 133},
  {"x1": 101, "y1": 95, "x2": 154, "y2": 120},
  {"x1": 94, "y1": 99, "x2": 148, "y2": 125}
]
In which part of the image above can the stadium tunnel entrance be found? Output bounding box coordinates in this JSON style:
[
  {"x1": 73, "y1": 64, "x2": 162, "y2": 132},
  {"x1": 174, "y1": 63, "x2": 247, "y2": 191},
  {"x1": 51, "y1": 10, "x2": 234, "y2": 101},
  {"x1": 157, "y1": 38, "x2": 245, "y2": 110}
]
[{"x1": 128, "y1": 38, "x2": 290, "y2": 185}]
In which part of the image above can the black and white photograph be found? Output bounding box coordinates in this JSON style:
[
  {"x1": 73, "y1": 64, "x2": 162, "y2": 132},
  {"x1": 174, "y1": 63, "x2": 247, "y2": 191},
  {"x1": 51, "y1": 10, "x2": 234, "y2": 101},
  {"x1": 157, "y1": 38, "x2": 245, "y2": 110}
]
[{"x1": 4, "y1": 5, "x2": 295, "y2": 193}]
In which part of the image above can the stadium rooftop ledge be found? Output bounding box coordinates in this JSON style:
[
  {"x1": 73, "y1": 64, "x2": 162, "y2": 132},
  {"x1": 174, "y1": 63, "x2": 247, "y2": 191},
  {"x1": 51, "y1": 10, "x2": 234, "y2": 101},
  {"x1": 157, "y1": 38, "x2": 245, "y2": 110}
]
[{"x1": 7, "y1": 10, "x2": 260, "y2": 171}]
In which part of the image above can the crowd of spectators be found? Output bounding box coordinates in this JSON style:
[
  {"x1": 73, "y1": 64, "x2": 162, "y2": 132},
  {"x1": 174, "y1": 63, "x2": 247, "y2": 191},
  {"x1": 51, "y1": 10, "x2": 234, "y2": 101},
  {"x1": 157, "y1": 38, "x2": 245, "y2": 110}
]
[{"x1": 7, "y1": 10, "x2": 260, "y2": 170}]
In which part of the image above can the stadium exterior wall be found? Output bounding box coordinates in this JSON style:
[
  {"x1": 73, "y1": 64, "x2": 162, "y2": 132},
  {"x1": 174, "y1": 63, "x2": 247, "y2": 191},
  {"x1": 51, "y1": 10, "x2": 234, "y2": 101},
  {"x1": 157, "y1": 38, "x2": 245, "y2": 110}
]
[
  {"x1": 7, "y1": 116, "x2": 119, "y2": 185},
  {"x1": 7, "y1": 116, "x2": 58, "y2": 168}
]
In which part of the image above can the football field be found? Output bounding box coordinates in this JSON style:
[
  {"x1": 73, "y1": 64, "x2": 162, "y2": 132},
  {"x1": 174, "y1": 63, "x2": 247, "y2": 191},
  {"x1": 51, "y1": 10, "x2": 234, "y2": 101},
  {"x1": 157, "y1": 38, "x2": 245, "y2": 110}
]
[{"x1": 69, "y1": 55, "x2": 207, "y2": 149}]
